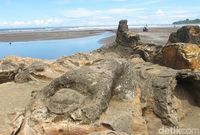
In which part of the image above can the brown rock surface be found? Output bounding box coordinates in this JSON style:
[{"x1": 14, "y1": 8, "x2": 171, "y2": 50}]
[
  {"x1": 162, "y1": 43, "x2": 200, "y2": 70},
  {"x1": 11, "y1": 56, "x2": 200, "y2": 135}
]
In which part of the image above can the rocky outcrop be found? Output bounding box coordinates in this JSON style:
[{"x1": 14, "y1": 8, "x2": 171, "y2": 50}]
[
  {"x1": 11, "y1": 56, "x2": 200, "y2": 135},
  {"x1": 0, "y1": 53, "x2": 104, "y2": 83},
  {"x1": 116, "y1": 20, "x2": 140, "y2": 46},
  {"x1": 38, "y1": 59, "x2": 128, "y2": 123},
  {"x1": 0, "y1": 60, "x2": 19, "y2": 84},
  {"x1": 15, "y1": 62, "x2": 48, "y2": 83},
  {"x1": 5, "y1": 21, "x2": 200, "y2": 135},
  {"x1": 162, "y1": 43, "x2": 200, "y2": 70},
  {"x1": 132, "y1": 43, "x2": 163, "y2": 63},
  {"x1": 12, "y1": 59, "x2": 134, "y2": 135},
  {"x1": 168, "y1": 25, "x2": 200, "y2": 45},
  {"x1": 130, "y1": 59, "x2": 181, "y2": 126}
]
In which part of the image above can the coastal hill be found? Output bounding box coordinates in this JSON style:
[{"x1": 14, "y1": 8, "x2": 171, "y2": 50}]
[{"x1": 173, "y1": 18, "x2": 200, "y2": 24}]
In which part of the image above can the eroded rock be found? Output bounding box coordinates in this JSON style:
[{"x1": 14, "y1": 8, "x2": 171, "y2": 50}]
[
  {"x1": 168, "y1": 25, "x2": 200, "y2": 45},
  {"x1": 116, "y1": 20, "x2": 140, "y2": 46},
  {"x1": 162, "y1": 43, "x2": 200, "y2": 70},
  {"x1": 15, "y1": 62, "x2": 48, "y2": 83},
  {"x1": 132, "y1": 43, "x2": 163, "y2": 63},
  {"x1": 12, "y1": 57, "x2": 198, "y2": 135},
  {"x1": 7, "y1": 22, "x2": 200, "y2": 135},
  {"x1": 0, "y1": 60, "x2": 19, "y2": 84},
  {"x1": 37, "y1": 59, "x2": 127, "y2": 123}
]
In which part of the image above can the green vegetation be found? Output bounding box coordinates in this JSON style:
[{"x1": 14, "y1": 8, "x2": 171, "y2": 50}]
[{"x1": 173, "y1": 19, "x2": 200, "y2": 24}]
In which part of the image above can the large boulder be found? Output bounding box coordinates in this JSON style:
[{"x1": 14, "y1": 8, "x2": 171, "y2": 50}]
[
  {"x1": 162, "y1": 43, "x2": 200, "y2": 70},
  {"x1": 168, "y1": 25, "x2": 200, "y2": 45},
  {"x1": 12, "y1": 57, "x2": 200, "y2": 135},
  {"x1": 34, "y1": 59, "x2": 132, "y2": 123},
  {"x1": 116, "y1": 20, "x2": 140, "y2": 46}
]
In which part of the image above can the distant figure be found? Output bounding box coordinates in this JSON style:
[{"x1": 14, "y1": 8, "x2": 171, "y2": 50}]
[
  {"x1": 143, "y1": 27, "x2": 148, "y2": 32},
  {"x1": 9, "y1": 42, "x2": 12, "y2": 45}
]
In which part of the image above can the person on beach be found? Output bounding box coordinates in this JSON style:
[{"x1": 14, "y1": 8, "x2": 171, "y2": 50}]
[{"x1": 143, "y1": 25, "x2": 148, "y2": 32}]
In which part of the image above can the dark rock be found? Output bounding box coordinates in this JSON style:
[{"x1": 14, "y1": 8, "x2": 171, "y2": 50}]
[
  {"x1": 117, "y1": 20, "x2": 128, "y2": 33},
  {"x1": 15, "y1": 62, "x2": 47, "y2": 83},
  {"x1": 176, "y1": 70, "x2": 200, "y2": 106},
  {"x1": 0, "y1": 70, "x2": 17, "y2": 84},
  {"x1": 116, "y1": 20, "x2": 140, "y2": 46},
  {"x1": 132, "y1": 43, "x2": 163, "y2": 63},
  {"x1": 168, "y1": 25, "x2": 200, "y2": 45},
  {"x1": 0, "y1": 60, "x2": 19, "y2": 84},
  {"x1": 38, "y1": 59, "x2": 126, "y2": 123}
]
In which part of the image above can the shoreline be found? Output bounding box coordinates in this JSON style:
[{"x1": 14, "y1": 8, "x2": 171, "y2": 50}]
[
  {"x1": 0, "y1": 30, "x2": 109, "y2": 42},
  {"x1": 100, "y1": 27, "x2": 180, "y2": 45},
  {"x1": 0, "y1": 27, "x2": 178, "y2": 43}
]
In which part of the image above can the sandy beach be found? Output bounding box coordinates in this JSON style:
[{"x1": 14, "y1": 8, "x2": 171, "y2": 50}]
[
  {"x1": 0, "y1": 27, "x2": 179, "y2": 45},
  {"x1": 0, "y1": 30, "x2": 107, "y2": 42},
  {"x1": 101, "y1": 27, "x2": 179, "y2": 45}
]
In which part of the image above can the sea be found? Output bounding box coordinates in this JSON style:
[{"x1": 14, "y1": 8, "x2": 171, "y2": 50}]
[
  {"x1": 0, "y1": 24, "x2": 199, "y2": 59},
  {"x1": 0, "y1": 32, "x2": 113, "y2": 59},
  {"x1": 0, "y1": 24, "x2": 190, "y2": 33},
  {"x1": 0, "y1": 23, "x2": 199, "y2": 34}
]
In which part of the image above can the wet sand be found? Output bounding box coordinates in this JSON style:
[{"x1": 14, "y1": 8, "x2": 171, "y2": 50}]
[
  {"x1": 101, "y1": 27, "x2": 179, "y2": 45},
  {"x1": 135, "y1": 27, "x2": 179, "y2": 45},
  {"x1": 0, "y1": 30, "x2": 107, "y2": 42},
  {"x1": 0, "y1": 27, "x2": 178, "y2": 44}
]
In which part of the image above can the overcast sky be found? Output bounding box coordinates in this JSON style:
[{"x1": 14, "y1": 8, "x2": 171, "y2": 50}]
[{"x1": 0, "y1": 0, "x2": 200, "y2": 28}]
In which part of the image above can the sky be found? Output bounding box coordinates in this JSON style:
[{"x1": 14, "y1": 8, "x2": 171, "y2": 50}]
[{"x1": 0, "y1": 0, "x2": 200, "y2": 28}]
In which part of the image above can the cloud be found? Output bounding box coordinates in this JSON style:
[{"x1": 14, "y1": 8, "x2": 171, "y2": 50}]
[
  {"x1": 0, "y1": 18, "x2": 62, "y2": 27},
  {"x1": 62, "y1": 8, "x2": 144, "y2": 19},
  {"x1": 59, "y1": 7, "x2": 146, "y2": 26},
  {"x1": 108, "y1": 8, "x2": 144, "y2": 14},
  {"x1": 155, "y1": 9, "x2": 192, "y2": 20},
  {"x1": 156, "y1": 9, "x2": 165, "y2": 16},
  {"x1": 62, "y1": 8, "x2": 102, "y2": 18}
]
